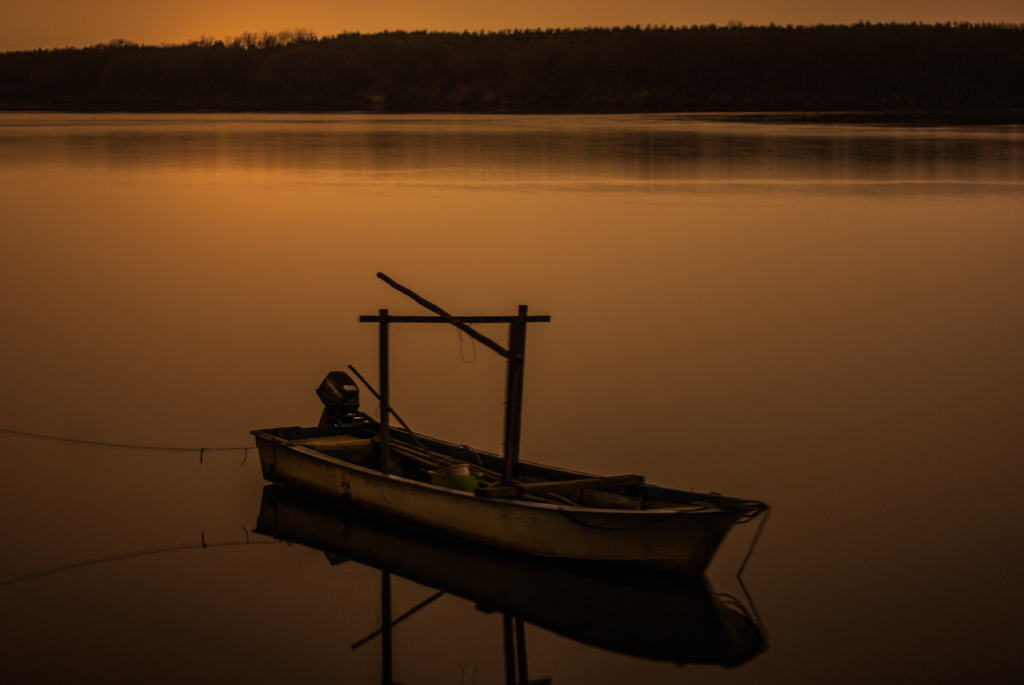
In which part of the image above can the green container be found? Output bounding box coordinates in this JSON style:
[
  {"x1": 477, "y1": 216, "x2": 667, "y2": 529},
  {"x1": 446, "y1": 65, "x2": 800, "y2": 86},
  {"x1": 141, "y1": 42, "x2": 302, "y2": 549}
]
[{"x1": 429, "y1": 470, "x2": 480, "y2": 493}]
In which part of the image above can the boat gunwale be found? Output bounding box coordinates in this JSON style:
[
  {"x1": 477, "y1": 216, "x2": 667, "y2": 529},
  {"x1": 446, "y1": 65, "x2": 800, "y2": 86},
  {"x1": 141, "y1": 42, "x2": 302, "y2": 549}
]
[{"x1": 251, "y1": 427, "x2": 765, "y2": 517}]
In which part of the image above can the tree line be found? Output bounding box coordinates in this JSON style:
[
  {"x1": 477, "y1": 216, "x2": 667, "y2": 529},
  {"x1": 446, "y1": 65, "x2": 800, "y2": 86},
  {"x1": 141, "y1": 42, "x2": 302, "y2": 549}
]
[{"x1": 1, "y1": 24, "x2": 1021, "y2": 113}]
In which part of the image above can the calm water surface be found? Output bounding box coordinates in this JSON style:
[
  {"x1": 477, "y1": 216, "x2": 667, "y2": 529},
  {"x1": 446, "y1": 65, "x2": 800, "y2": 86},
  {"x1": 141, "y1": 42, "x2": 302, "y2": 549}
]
[{"x1": 1, "y1": 113, "x2": 1022, "y2": 684}]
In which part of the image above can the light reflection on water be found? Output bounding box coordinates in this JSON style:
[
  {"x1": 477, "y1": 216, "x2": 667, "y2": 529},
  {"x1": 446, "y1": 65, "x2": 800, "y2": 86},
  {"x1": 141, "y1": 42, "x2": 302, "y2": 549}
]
[
  {"x1": 2, "y1": 113, "x2": 1023, "y2": 188},
  {"x1": 0, "y1": 113, "x2": 1022, "y2": 684}
]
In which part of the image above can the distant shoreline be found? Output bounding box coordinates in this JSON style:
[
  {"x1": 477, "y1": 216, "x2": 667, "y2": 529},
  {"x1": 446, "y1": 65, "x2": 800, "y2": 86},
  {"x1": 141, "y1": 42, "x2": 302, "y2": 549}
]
[
  {"x1": 2, "y1": 24, "x2": 1021, "y2": 117},
  {"x1": 2, "y1": 108, "x2": 1022, "y2": 126}
]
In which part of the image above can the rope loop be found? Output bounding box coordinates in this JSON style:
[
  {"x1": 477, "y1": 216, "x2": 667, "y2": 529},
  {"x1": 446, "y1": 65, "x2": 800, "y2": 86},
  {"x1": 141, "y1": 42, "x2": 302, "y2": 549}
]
[{"x1": 458, "y1": 325, "x2": 478, "y2": 363}]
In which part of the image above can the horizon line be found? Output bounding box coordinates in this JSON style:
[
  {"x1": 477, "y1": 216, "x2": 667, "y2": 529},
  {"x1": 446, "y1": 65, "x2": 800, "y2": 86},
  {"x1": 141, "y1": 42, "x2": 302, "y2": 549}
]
[{"x1": 7, "y1": 20, "x2": 1023, "y2": 54}]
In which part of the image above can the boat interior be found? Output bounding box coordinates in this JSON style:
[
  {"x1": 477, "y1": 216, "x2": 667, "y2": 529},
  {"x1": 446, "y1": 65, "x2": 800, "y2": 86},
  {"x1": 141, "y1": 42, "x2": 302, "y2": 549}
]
[{"x1": 262, "y1": 419, "x2": 765, "y2": 515}]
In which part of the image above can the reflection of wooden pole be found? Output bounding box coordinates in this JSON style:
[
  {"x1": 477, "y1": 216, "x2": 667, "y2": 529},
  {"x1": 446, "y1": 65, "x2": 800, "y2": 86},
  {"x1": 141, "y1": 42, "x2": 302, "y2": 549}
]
[
  {"x1": 379, "y1": 309, "x2": 391, "y2": 475},
  {"x1": 351, "y1": 590, "x2": 445, "y2": 650},
  {"x1": 502, "y1": 306, "x2": 528, "y2": 485},
  {"x1": 382, "y1": 572, "x2": 393, "y2": 685},
  {"x1": 515, "y1": 618, "x2": 528, "y2": 685},
  {"x1": 503, "y1": 614, "x2": 516, "y2": 685}
]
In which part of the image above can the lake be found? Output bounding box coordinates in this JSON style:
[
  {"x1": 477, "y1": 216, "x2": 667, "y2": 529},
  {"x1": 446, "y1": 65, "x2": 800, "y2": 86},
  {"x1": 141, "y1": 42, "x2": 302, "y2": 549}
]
[{"x1": 1, "y1": 112, "x2": 1022, "y2": 684}]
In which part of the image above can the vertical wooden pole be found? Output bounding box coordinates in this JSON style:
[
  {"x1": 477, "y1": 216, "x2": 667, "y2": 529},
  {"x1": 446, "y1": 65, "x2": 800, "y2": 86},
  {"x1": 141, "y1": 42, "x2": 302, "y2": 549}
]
[
  {"x1": 515, "y1": 618, "x2": 528, "y2": 684},
  {"x1": 379, "y1": 308, "x2": 391, "y2": 475},
  {"x1": 381, "y1": 571, "x2": 393, "y2": 685},
  {"x1": 502, "y1": 613, "x2": 517, "y2": 685},
  {"x1": 502, "y1": 305, "x2": 528, "y2": 485}
]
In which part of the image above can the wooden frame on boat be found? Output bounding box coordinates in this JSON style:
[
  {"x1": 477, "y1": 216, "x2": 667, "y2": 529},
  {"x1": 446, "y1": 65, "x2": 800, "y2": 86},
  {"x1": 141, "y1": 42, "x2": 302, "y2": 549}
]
[{"x1": 251, "y1": 273, "x2": 768, "y2": 575}]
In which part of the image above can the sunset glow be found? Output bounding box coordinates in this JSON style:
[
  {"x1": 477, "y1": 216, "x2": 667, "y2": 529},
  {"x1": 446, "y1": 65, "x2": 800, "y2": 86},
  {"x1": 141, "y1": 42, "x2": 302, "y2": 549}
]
[
  {"x1": 2, "y1": 0, "x2": 1023, "y2": 677},
  {"x1": 3, "y1": 0, "x2": 1023, "y2": 51}
]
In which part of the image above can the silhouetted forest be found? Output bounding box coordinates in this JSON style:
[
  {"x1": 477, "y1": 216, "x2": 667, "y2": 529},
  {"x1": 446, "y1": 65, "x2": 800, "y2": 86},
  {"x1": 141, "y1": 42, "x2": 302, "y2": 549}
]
[{"x1": 1, "y1": 24, "x2": 1022, "y2": 114}]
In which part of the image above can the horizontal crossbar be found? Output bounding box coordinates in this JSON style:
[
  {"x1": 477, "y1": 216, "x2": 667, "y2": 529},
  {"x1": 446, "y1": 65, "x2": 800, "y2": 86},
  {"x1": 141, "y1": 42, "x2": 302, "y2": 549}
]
[{"x1": 360, "y1": 315, "x2": 551, "y2": 323}]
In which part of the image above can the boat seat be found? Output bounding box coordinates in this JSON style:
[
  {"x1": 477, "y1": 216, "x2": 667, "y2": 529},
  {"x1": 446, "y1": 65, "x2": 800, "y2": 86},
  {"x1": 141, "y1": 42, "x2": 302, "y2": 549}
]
[
  {"x1": 292, "y1": 434, "x2": 377, "y2": 468},
  {"x1": 293, "y1": 435, "x2": 374, "y2": 451}
]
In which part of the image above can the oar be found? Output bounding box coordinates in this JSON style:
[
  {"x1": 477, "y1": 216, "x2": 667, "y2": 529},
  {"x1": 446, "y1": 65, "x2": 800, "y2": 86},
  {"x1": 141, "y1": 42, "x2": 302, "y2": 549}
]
[
  {"x1": 386, "y1": 440, "x2": 576, "y2": 506},
  {"x1": 348, "y1": 365, "x2": 476, "y2": 491},
  {"x1": 348, "y1": 365, "x2": 432, "y2": 455},
  {"x1": 348, "y1": 365, "x2": 576, "y2": 505}
]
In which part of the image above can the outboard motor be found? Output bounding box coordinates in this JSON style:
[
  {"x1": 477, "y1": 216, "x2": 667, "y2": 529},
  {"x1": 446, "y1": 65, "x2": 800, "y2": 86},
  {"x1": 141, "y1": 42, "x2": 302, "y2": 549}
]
[{"x1": 317, "y1": 371, "x2": 360, "y2": 428}]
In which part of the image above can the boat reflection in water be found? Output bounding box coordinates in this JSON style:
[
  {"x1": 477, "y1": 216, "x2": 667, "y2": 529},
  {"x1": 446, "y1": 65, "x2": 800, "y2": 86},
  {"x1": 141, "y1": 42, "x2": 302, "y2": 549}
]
[{"x1": 256, "y1": 485, "x2": 767, "y2": 682}]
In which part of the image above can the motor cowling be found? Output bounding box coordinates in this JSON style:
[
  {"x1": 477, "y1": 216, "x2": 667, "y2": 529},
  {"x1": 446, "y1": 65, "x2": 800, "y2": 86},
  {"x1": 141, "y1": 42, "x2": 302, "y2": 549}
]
[{"x1": 317, "y1": 371, "x2": 360, "y2": 427}]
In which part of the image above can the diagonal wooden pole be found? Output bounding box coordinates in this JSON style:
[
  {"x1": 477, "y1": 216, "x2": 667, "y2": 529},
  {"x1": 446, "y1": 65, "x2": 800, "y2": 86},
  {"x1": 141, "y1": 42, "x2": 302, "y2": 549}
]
[{"x1": 376, "y1": 272, "x2": 510, "y2": 358}]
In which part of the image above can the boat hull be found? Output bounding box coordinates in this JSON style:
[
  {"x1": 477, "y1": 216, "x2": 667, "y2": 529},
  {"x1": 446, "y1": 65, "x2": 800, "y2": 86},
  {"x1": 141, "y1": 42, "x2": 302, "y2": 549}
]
[{"x1": 253, "y1": 429, "x2": 751, "y2": 575}]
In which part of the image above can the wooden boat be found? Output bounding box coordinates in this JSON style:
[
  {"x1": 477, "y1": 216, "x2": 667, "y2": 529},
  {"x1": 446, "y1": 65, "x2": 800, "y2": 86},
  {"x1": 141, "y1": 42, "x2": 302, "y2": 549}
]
[
  {"x1": 253, "y1": 416, "x2": 765, "y2": 575},
  {"x1": 255, "y1": 484, "x2": 768, "y2": 667},
  {"x1": 252, "y1": 273, "x2": 768, "y2": 575}
]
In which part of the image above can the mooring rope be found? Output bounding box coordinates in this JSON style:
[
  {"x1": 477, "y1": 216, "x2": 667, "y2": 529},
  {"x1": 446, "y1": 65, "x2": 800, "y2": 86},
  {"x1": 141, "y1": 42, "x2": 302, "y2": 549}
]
[
  {"x1": 0, "y1": 427, "x2": 254, "y2": 464},
  {"x1": 0, "y1": 532, "x2": 282, "y2": 589},
  {"x1": 735, "y1": 506, "x2": 771, "y2": 641}
]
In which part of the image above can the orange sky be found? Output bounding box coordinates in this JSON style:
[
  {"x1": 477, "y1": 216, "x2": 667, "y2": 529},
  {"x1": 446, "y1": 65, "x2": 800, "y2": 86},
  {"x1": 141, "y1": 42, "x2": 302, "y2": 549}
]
[{"x1": 2, "y1": 0, "x2": 1022, "y2": 52}]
